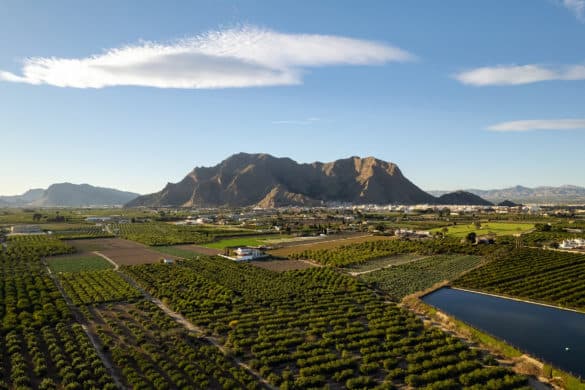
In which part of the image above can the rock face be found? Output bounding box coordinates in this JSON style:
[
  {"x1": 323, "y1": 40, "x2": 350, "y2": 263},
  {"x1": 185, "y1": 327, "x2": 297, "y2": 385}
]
[
  {"x1": 0, "y1": 183, "x2": 139, "y2": 207},
  {"x1": 127, "y1": 153, "x2": 437, "y2": 208},
  {"x1": 435, "y1": 191, "x2": 493, "y2": 206}
]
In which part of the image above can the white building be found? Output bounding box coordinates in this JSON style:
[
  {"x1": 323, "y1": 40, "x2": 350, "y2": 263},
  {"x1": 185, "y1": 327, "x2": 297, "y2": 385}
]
[
  {"x1": 10, "y1": 225, "x2": 43, "y2": 234},
  {"x1": 233, "y1": 247, "x2": 266, "y2": 261},
  {"x1": 559, "y1": 239, "x2": 585, "y2": 250}
]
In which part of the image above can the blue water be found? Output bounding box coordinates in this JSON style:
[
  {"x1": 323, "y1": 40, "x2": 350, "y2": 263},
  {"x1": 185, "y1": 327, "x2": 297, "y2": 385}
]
[{"x1": 422, "y1": 287, "x2": 585, "y2": 378}]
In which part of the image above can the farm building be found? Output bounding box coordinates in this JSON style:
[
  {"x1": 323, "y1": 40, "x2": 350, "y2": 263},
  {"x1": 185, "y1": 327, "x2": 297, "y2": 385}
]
[
  {"x1": 221, "y1": 247, "x2": 268, "y2": 261},
  {"x1": 234, "y1": 247, "x2": 266, "y2": 261},
  {"x1": 10, "y1": 225, "x2": 43, "y2": 234},
  {"x1": 559, "y1": 239, "x2": 585, "y2": 250}
]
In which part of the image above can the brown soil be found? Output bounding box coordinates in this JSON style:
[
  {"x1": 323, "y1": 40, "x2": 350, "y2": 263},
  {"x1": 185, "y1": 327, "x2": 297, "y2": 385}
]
[
  {"x1": 66, "y1": 238, "x2": 179, "y2": 266},
  {"x1": 175, "y1": 244, "x2": 223, "y2": 256}
]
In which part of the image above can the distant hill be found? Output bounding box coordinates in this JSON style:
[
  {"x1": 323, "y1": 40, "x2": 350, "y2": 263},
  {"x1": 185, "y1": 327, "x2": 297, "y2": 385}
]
[
  {"x1": 435, "y1": 191, "x2": 493, "y2": 206},
  {"x1": 430, "y1": 185, "x2": 585, "y2": 204},
  {"x1": 127, "y1": 153, "x2": 495, "y2": 208},
  {"x1": 127, "y1": 153, "x2": 438, "y2": 208},
  {"x1": 0, "y1": 183, "x2": 140, "y2": 207},
  {"x1": 498, "y1": 200, "x2": 521, "y2": 207}
]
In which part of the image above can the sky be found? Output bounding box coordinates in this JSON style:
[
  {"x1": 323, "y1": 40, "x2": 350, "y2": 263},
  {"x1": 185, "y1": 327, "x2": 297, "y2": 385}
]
[{"x1": 1, "y1": 0, "x2": 584, "y2": 195}]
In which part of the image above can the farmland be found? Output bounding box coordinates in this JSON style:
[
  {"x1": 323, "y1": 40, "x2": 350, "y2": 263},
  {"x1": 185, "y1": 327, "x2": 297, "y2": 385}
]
[
  {"x1": 202, "y1": 235, "x2": 283, "y2": 249},
  {"x1": 47, "y1": 224, "x2": 114, "y2": 240},
  {"x1": 455, "y1": 248, "x2": 585, "y2": 311},
  {"x1": 430, "y1": 222, "x2": 534, "y2": 238},
  {"x1": 249, "y1": 259, "x2": 318, "y2": 272},
  {"x1": 112, "y1": 223, "x2": 212, "y2": 246},
  {"x1": 345, "y1": 254, "x2": 427, "y2": 274},
  {"x1": 0, "y1": 236, "x2": 117, "y2": 388},
  {"x1": 66, "y1": 238, "x2": 180, "y2": 266},
  {"x1": 47, "y1": 255, "x2": 113, "y2": 273},
  {"x1": 268, "y1": 234, "x2": 394, "y2": 258},
  {"x1": 58, "y1": 270, "x2": 143, "y2": 305},
  {"x1": 84, "y1": 301, "x2": 260, "y2": 389},
  {"x1": 2, "y1": 208, "x2": 582, "y2": 388},
  {"x1": 361, "y1": 255, "x2": 483, "y2": 301},
  {"x1": 124, "y1": 256, "x2": 529, "y2": 389},
  {"x1": 288, "y1": 237, "x2": 489, "y2": 267}
]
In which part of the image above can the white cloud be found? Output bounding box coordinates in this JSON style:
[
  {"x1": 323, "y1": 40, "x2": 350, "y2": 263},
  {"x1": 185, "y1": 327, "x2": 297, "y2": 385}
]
[
  {"x1": 563, "y1": 0, "x2": 585, "y2": 22},
  {"x1": 454, "y1": 64, "x2": 585, "y2": 86},
  {"x1": 0, "y1": 25, "x2": 414, "y2": 89},
  {"x1": 488, "y1": 119, "x2": 585, "y2": 132}
]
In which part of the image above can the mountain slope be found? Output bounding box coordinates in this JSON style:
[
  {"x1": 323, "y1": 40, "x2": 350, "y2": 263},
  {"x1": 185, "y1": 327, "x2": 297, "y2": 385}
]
[
  {"x1": 436, "y1": 191, "x2": 493, "y2": 206},
  {"x1": 0, "y1": 184, "x2": 139, "y2": 207},
  {"x1": 127, "y1": 153, "x2": 437, "y2": 207},
  {"x1": 430, "y1": 185, "x2": 585, "y2": 204}
]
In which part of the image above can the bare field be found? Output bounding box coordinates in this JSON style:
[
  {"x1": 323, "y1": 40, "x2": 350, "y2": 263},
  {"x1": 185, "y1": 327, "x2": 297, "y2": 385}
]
[
  {"x1": 175, "y1": 244, "x2": 223, "y2": 256},
  {"x1": 268, "y1": 234, "x2": 395, "y2": 257},
  {"x1": 66, "y1": 238, "x2": 179, "y2": 266},
  {"x1": 248, "y1": 259, "x2": 318, "y2": 272}
]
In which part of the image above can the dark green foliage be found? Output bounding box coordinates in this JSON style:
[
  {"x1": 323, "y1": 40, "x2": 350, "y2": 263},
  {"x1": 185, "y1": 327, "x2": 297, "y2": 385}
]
[
  {"x1": 289, "y1": 237, "x2": 491, "y2": 267},
  {"x1": 124, "y1": 256, "x2": 526, "y2": 388},
  {"x1": 455, "y1": 248, "x2": 585, "y2": 310}
]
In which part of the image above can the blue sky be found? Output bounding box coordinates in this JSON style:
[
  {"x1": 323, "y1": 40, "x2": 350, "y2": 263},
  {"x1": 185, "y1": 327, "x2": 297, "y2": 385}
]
[{"x1": 1, "y1": 0, "x2": 584, "y2": 195}]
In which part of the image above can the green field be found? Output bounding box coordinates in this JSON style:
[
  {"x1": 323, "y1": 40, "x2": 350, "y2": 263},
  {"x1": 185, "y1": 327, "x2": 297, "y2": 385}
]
[
  {"x1": 47, "y1": 255, "x2": 113, "y2": 273},
  {"x1": 430, "y1": 222, "x2": 534, "y2": 238},
  {"x1": 202, "y1": 235, "x2": 283, "y2": 249},
  {"x1": 361, "y1": 255, "x2": 483, "y2": 301}
]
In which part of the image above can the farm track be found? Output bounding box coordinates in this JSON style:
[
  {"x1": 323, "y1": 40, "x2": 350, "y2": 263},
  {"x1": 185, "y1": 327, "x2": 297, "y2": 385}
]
[
  {"x1": 93, "y1": 250, "x2": 119, "y2": 270},
  {"x1": 347, "y1": 255, "x2": 431, "y2": 276},
  {"x1": 42, "y1": 258, "x2": 126, "y2": 389}
]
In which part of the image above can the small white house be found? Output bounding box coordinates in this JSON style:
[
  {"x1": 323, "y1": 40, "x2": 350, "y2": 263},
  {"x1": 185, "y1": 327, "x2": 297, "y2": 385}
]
[
  {"x1": 162, "y1": 258, "x2": 175, "y2": 264},
  {"x1": 233, "y1": 247, "x2": 266, "y2": 261},
  {"x1": 559, "y1": 239, "x2": 585, "y2": 250}
]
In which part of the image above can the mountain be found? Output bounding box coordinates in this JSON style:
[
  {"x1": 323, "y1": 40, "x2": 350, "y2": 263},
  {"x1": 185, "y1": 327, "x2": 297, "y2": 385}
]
[
  {"x1": 127, "y1": 153, "x2": 438, "y2": 208},
  {"x1": 435, "y1": 191, "x2": 493, "y2": 206},
  {"x1": 0, "y1": 183, "x2": 140, "y2": 207},
  {"x1": 430, "y1": 185, "x2": 585, "y2": 204},
  {"x1": 497, "y1": 200, "x2": 521, "y2": 207}
]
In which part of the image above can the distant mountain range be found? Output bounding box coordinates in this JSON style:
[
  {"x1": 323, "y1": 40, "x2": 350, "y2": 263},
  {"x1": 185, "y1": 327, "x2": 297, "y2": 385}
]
[
  {"x1": 127, "y1": 153, "x2": 493, "y2": 208},
  {"x1": 0, "y1": 183, "x2": 140, "y2": 207},
  {"x1": 428, "y1": 185, "x2": 585, "y2": 204}
]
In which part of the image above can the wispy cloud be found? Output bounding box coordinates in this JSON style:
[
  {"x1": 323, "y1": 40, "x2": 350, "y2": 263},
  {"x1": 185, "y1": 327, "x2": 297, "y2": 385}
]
[
  {"x1": 454, "y1": 64, "x2": 585, "y2": 86},
  {"x1": 0, "y1": 25, "x2": 414, "y2": 89},
  {"x1": 488, "y1": 119, "x2": 585, "y2": 132},
  {"x1": 272, "y1": 117, "x2": 321, "y2": 125},
  {"x1": 562, "y1": 0, "x2": 585, "y2": 22}
]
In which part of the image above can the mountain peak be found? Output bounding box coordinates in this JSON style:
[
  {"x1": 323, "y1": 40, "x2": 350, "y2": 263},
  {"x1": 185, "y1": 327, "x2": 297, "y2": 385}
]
[{"x1": 127, "y1": 153, "x2": 435, "y2": 208}]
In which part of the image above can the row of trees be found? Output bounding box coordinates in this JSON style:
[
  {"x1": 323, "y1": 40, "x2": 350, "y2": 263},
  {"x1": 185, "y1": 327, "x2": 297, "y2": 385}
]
[
  {"x1": 124, "y1": 256, "x2": 528, "y2": 389},
  {"x1": 0, "y1": 239, "x2": 116, "y2": 389}
]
